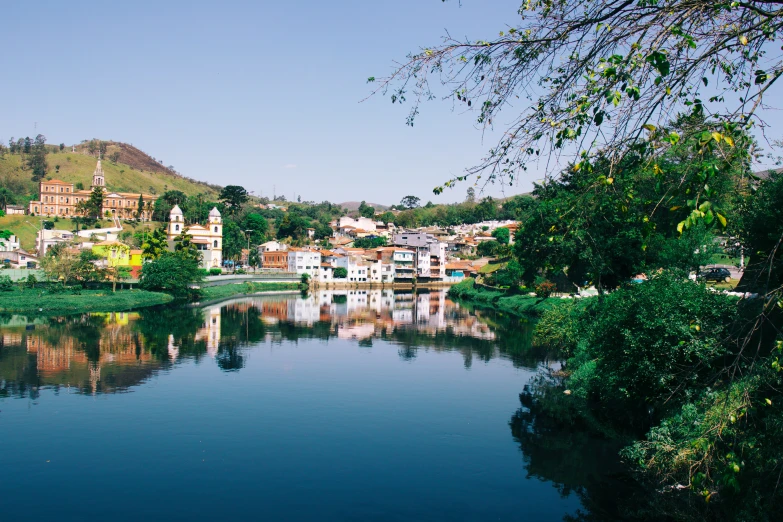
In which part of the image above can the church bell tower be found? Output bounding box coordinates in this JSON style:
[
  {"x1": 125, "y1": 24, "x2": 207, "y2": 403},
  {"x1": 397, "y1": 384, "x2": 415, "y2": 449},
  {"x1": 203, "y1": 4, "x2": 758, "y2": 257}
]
[{"x1": 91, "y1": 157, "x2": 106, "y2": 189}]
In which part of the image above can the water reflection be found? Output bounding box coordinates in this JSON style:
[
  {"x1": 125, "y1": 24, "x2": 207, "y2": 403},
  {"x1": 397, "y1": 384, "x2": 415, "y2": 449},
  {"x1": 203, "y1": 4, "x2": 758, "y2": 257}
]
[{"x1": 0, "y1": 290, "x2": 547, "y2": 398}]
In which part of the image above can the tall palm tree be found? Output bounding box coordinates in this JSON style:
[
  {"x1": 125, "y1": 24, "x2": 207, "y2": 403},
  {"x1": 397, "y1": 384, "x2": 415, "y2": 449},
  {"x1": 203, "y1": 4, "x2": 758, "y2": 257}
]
[{"x1": 0, "y1": 188, "x2": 13, "y2": 211}]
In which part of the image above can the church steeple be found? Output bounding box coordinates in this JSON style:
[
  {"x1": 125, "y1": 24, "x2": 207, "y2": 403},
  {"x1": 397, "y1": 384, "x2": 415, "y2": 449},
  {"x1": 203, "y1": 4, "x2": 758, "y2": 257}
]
[{"x1": 92, "y1": 156, "x2": 105, "y2": 188}]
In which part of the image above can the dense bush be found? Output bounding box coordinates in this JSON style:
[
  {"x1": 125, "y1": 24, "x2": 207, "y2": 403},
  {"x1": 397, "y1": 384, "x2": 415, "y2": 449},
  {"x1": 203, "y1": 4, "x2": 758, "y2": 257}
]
[
  {"x1": 566, "y1": 273, "x2": 737, "y2": 427},
  {"x1": 140, "y1": 252, "x2": 203, "y2": 300},
  {"x1": 534, "y1": 281, "x2": 557, "y2": 297},
  {"x1": 0, "y1": 275, "x2": 14, "y2": 292},
  {"x1": 333, "y1": 267, "x2": 348, "y2": 279},
  {"x1": 209, "y1": 267, "x2": 222, "y2": 276}
]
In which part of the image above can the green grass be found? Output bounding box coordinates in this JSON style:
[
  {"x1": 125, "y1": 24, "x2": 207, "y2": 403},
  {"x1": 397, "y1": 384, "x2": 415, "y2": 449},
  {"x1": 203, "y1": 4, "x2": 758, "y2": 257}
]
[
  {"x1": 708, "y1": 253, "x2": 746, "y2": 266},
  {"x1": 479, "y1": 262, "x2": 506, "y2": 274},
  {"x1": 200, "y1": 282, "x2": 305, "y2": 301},
  {"x1": 0, "y1": 214, "x2": 167, "y2": 251},
  {"x1": 448, "y1": 278, "x2": 559, "y2": 316},
  {"x1": 0, "y1": 287, "x2": 173, "y2": 314}
]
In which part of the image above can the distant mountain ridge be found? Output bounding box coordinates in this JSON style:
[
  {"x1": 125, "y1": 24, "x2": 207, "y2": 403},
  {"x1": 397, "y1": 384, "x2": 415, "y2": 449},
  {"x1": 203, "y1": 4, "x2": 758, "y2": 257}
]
[{"x1": 338, "y1": 201, "x2": 390, "y2": 212}]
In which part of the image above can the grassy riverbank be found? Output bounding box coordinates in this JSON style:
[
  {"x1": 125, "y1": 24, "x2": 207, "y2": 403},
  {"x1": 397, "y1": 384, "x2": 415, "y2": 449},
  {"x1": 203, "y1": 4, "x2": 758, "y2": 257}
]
[
  {"x1": 200, "y1": 282, "x2": 305, "y2": 302},
  {"x1": 0, "y1": 288, "x2": 173, "y2": 314},
  {"x1": 448, "y1": 278, "x2": 560, "y2": 316}
]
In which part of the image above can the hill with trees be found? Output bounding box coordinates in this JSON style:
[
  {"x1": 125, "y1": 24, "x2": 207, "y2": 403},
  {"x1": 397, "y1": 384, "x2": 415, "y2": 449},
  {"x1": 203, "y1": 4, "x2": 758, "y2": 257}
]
[{"x1": 0, "y1": 136, "x2": 220, "y2": 208}]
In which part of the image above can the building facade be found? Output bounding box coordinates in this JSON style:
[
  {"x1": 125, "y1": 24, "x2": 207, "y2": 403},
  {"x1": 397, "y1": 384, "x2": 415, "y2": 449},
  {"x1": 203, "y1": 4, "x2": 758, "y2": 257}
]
[
  {"x1": 166, "y1": 205, "x2": 223, "y2": 269},
  {"x1": 28, "y1": 159, "x2": 156, "y2": 220}
]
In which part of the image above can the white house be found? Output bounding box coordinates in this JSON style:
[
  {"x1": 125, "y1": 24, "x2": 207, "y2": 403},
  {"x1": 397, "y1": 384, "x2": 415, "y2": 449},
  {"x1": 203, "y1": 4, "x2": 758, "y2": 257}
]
[
  {"x1": 338, "y1": 216, "x2": 377, "y2": 232},
  {"x1": 36, "y1": 229, "x2": 75, "y2": 256},
  {"x1": 287, "y1": 249, "x2": 322, "y2": 278},
  {"x1": 392, "y1": 232, "x2": 447, "y2": 279},
  {"x1": 259, "y1": 240, "x2": 287, "y2": 252},
  {"x1": 0, "y1": 235, "x2": 21, "y2": 252}
]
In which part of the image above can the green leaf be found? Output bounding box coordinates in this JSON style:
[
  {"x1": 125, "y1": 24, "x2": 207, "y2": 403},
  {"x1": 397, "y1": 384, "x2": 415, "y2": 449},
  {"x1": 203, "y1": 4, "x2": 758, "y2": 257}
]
[{"x1": 716, "y1": 212, "x2": 727, "y2": 227}]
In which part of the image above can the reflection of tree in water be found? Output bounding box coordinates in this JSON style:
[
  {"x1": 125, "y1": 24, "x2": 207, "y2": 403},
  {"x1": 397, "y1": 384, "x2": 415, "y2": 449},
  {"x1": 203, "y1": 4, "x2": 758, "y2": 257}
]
[
  {"x1": 134, "y1": 307, "x2": 208, "y2": 362},
  {"x1": 509, "y1": 372, "x2": 637, "y2": 522}
]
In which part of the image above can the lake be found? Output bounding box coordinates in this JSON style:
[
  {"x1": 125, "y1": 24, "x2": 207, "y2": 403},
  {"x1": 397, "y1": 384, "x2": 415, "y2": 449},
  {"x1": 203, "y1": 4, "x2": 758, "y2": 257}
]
[{"x1": 0, "y1": 290, "x2": 619, "y2": 521}]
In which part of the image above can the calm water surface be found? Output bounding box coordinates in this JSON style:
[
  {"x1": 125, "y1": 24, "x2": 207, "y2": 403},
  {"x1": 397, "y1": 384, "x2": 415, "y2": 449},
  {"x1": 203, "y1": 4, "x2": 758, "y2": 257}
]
[{"x1": 0, "y1": 290, "x2": 613, "y2": 521}]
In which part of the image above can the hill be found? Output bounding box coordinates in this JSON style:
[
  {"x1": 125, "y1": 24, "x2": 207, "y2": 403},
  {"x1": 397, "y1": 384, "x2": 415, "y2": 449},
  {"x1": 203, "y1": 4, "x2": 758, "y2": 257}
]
[
  {"x1": 0, "y1": 141, "x2": 221, "y2": 203},
  {"x1": 338, "y1": 201, "x2": 390, "y2": 212}
]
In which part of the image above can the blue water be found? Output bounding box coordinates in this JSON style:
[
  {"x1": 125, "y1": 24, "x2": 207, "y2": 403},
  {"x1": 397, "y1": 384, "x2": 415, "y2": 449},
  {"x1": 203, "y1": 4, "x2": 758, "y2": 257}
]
[{"x1": 0, "y1": 292, "x2": 584, "y2": 521}]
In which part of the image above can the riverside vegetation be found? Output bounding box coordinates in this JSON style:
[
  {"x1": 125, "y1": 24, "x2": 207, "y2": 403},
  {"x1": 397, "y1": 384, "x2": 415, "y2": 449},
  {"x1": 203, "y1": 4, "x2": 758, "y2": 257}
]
[{"x1": 377, "y1": 1, "x2": 783, "y2": 517}]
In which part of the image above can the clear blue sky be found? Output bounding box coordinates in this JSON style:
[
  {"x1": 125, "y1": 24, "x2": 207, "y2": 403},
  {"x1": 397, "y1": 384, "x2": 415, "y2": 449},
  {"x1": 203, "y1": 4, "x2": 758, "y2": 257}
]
[{"x1": 2, "y1": 1, "x2": 781, "y2": 205}]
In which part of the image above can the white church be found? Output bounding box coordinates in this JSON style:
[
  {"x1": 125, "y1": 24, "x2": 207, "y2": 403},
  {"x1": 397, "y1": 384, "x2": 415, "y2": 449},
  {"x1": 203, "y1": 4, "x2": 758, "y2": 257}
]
[{"x1": 166, "y1": 204, "x2": 223, "y2": 269}]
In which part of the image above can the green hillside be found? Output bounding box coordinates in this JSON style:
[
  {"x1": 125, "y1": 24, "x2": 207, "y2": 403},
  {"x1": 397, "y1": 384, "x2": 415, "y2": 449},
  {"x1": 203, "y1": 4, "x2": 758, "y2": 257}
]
[{"x1": 0, "y1": 143, "x2": 220, "y2": 203}]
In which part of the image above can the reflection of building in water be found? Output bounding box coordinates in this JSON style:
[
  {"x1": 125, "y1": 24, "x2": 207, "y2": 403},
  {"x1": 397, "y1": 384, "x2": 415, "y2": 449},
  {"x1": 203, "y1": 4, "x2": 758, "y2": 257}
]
[
  {"x1": 337, "y1": 323, "x2": 376, "y2": 340},
  {"x1": 194, "y1": 304, "x2": 222, "y2": 357},
  {"x1": 253, "y1": 290, "x2": 494, "y2": 342}
]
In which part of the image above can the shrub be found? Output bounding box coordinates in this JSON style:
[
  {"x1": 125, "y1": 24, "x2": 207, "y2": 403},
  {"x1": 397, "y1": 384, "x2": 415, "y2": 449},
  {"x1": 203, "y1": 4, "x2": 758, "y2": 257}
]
[
  {"x1": 533, "y1": 300, "x2": 584, "y2": 356},
  {"x1": 209, "y1": 267, "x2": 222, "y2": 276},
  {"x1": 0, "y1": 275, "x2": 14, "y2": 292},
  {"x1": 333, "y1": 267, "x2": 348, "y2": 279},
  {"x1": 301, "y1": 273, "x2": 310, "y2": 284},
  {"x1": 234, "y1": 268, "x2": 246, "y2": 275},
  {"x1": 534, "y1": 281, "x2": 557, "y2": 297},
  {"x1": 566, "y1": 272, "x2": 737, "y2": 427}
]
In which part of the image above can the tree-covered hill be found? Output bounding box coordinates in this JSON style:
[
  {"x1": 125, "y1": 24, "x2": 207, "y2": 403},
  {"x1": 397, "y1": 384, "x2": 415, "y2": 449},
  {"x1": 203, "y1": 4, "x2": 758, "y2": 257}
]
[{"x1": 0, "y1": 139, "x2": 220, "y2": 204}]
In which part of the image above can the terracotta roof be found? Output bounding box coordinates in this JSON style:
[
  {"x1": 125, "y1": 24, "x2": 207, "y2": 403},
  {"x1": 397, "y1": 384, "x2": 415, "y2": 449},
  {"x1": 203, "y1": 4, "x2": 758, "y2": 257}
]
[
  {"x1": 129, "y1": 249, "x2": 142, "y2": 255},
  {"x1": 42, "y1": 179, "x2": 70, "y2": 185}
]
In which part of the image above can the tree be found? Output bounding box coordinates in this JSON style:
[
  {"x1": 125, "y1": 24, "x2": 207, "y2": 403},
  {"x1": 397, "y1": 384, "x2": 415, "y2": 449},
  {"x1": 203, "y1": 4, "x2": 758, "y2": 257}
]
[
  {"x1": 334, "y1": 267, "x2": 348, "y2": 279},
  {"x1": 353, "y1": 236, "x2": 387, "y2": 249},
  {"x1": 0, "y1": 188, "x2": 14, "y2": 211},
  {"x1": 59, "y1": 143, "x2": 65, "y2": 151},
  {"x1": 465, "y1": 187, "x2": 476, "y2": 204},
  {"x1": 137, "y1": 194, "x2": 145, "y2": 220},
  {"x1": 109, "y1": 151, "x2": 121, "y2": 164},
  {"x1": 358, "y1": 201, "x2": 375, "y2": 218},
  {"x1": 492, "y1": 227, "x2": 510, "y2": 245},
  {"x1": 140, "y1": 251, "x2": 202, "y2": 300},
  {"x1": 173, "y1": 230, "x2": 202, "y2": 264},
  {"x1": 379, "y1": 211, "x2": 395, "y2": 224},
  {"x1": 400, "y1": 195, "x2": 420, "y2": 209},
  {"x1": 373, "y1": 0, "x2": 782, "y2": 197},
  {"x1": 222, "y1": 221, "x2": 245, "y2": 262},
  {"x1": 98, "y1": 141, "x2": 108, "y2": 158},
  {"x1": 87, "y1": 140, "x2": 98, "y2": 156},
  {"x1": 85, "y1": 187, "x2": 104, "y2": 218},
  {"x1": 241, "y1": 213, "x2": 269, "y2": 245},
  {"x1": 477, "y1": 240, "x2": 498, "y2": 258},
  {"x1": 248, "y1": 248, "x2": 260, "y2": 271},
  {"x1": 27, "y1": 134, "x2": 47, "y2": 182},
  {"x1": 219, "y1": 185, "x2": 249, "y2": 216},
  {"x1": 276, "y1": 213, "x2": 310, "y2": 240},
  {"x1": 474, "y1": 197, "x2": 497, "y2": 222},
  {"x1": 39, "y1": 244, "x2": 80, "y2": 285},
  {"x1": 141, "y1": 227, "x2": 168, "y2": 260}
]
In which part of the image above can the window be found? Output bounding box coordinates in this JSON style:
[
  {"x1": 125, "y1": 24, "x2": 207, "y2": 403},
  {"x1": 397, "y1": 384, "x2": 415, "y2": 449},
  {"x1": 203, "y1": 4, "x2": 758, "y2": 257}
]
[
  {"x1": 66, "y1": 188, "x2": 69, "y2": 193},
  {"x1": 213, "y1": 240, "x2": 218, "y2": 248},
  {"x1": 175, "y1": 224, "x2": 180, "y2": 232},
  {"x1": 214, "y1": 226, "x2": 218, "y2": 233},
  {"x1": 60, "y1": 187, "x2": 63, "y2": 193}
]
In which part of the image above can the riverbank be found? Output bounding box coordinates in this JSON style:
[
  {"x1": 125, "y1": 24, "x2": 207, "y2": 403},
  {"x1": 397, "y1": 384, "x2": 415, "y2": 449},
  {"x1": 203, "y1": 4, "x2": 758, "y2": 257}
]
[
  {"x1": 0, "y1": 288, "x2": 173, "y2": 315},
  {"x1": 199, "y1": 281, "x2": 305, "y2": 303},
  {"x1": 447, "y1": 278, "x2": 561, "y2": 316}
]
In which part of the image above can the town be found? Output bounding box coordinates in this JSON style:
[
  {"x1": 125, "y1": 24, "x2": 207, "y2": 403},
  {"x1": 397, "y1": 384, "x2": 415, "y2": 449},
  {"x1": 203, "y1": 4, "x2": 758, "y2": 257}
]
[{"x1": 1, "y1": 153, "x2": 521, "y2": 287}]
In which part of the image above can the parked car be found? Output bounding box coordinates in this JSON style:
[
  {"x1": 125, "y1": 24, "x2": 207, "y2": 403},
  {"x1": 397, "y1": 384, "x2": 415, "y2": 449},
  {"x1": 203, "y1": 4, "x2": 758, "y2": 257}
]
[{"x1": 697, "y1": 268, "x2": 732, "y2": 283}]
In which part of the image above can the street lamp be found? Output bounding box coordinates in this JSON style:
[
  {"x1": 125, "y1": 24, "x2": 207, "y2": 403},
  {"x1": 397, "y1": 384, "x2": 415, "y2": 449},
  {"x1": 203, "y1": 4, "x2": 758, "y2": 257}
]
[{"x1": 244, "y1": 229, "x2": 253, "y2": 272}]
